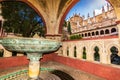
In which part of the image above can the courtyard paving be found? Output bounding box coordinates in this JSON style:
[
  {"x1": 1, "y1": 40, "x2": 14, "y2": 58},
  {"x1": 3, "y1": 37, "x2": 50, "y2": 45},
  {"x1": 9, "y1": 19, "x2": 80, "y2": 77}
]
[{"x1": 0, "y1": 61, "x2": 105, "y2": 80}]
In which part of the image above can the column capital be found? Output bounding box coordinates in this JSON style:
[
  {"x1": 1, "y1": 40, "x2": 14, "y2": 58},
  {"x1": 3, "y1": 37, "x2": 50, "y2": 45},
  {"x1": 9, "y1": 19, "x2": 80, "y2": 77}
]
[{"x1": 27, "y1": 53, "x2": 42, "y2": 61}]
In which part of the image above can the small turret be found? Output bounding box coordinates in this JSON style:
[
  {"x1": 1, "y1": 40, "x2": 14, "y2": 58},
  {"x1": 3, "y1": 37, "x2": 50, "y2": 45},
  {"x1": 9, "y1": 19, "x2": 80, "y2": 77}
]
[
  {"x1": 107, "y1": 3, "x2": 109, "y2": 11},
  {"x1": 87, "y1": 13, "x2": 91, "y2": 24},
  {"x1": 102, "y1": 6, "x2": 105, "y2": 13},
  {"x1": 87, "y1": 13, "x2": 90, "y2": 18},
  {"x1": 93, "y1": 10, "x2": 96, "y2": 23},
  {"x1": 93, "y1": 10, "x2": 95, "y2": 17}
]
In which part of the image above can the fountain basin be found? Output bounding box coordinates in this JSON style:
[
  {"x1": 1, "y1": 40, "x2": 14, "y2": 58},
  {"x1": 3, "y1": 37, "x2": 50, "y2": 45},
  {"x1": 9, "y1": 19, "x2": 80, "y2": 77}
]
[
  {"x1": 0, "y1": 37, "x2": 61, "y2": 53},
  {"x1": 0, "y1": 37, "x2": 61, "y2": 79}
]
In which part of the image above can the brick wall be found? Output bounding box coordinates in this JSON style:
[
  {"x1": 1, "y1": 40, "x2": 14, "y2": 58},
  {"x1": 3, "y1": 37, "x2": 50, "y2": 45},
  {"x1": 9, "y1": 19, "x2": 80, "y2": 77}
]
[
  {"x1": 0, "y1": 53, "x2": 120, "y2": 80},
  {"x1": 0, "y1": 56, "x2": 29, "y2": 69},
  {"x1": 51, "y1": 53, "x2": 120, "y2": 80}
]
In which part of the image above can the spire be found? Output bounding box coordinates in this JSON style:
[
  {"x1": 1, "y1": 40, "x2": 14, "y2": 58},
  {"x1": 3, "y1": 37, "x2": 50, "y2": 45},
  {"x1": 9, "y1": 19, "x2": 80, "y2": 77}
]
[
  {"x1": 102, "y1": 6, "x2": 105, "y2": 13},
  {"x1": 107, "y1": 3, "x2": 109, "y2": 11},
  {"x1": 93, "y1": 10, "x2": 95, "y2": 17},
  {"x1": 93, "y1": 11, "x2": 96, "y2": 23},
  {"x1": 87, "y1": 13, "x2": 91, "y2": 24},
  {"x1": 82, "y1": 15, "x2": 85, "y2": 20},
  {"x1": 82, "y1": 15, "x2": 85, "y2": 26},
  {"x1": 87, "y1": 13, "x2": 90, "y2": 18}
]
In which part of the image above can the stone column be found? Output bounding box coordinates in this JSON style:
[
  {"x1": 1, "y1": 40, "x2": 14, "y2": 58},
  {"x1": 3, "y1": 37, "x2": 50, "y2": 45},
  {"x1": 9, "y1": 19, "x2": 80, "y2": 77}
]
[
  {"x1": 69, "y1": 46, "x2": 74, "y2": 58},
  {"x1": 87, "y1": 50, "x2": 94, "y2": 61},
  {"x1": 76, "y1": 47, "x2": 82, "y2": 59},
  {"x1": 27, "y1": 53, "x2": 42, "y2": 80},
  {"x1": 62, "y1": 46, "x2": 67, "y2": 57}
]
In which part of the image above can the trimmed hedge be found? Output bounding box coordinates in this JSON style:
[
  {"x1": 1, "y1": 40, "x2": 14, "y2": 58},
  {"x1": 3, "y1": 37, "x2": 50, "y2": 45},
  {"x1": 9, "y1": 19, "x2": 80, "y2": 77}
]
[{"x1": 70, "y1": 34, "x2": 82, "y2": 40}]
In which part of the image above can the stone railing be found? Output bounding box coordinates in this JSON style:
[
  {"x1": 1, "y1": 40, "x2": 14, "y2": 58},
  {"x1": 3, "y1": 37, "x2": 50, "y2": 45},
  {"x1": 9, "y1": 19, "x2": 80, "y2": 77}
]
[{"x1": 62, "y1": 37, "x2": 119, "y2": 64}]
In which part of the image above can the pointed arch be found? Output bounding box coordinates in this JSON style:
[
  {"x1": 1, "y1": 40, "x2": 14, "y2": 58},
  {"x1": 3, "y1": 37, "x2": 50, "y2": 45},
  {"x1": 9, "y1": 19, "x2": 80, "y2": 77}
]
[
  {"x1": 94, "y1": 46, "x2": 100, "y2": 61},
  {"x1": 0, "y1": 0, "x2": 47, "y2": 33}
]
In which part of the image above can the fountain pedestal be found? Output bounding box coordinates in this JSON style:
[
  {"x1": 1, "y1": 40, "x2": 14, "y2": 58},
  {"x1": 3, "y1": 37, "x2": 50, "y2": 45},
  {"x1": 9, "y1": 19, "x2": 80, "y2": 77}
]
[
  {"x1": 0, "y1": 37, "x2": 61, "y2": 80},
  {"x1": 27, "y1": 53, "x2": 42, "y2": 79}
]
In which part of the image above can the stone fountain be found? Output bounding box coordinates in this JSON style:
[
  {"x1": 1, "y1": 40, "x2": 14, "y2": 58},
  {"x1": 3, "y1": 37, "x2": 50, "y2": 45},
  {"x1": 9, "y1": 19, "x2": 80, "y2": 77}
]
[{"x1": 0, "y1": 37, "x2": 61, "y2": 80}]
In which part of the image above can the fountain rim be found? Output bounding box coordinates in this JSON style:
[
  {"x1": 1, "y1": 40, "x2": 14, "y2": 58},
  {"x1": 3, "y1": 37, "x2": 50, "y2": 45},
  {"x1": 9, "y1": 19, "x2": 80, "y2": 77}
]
[{"x1": 0, "y1": 37, "x2": 60, "y2": 42}]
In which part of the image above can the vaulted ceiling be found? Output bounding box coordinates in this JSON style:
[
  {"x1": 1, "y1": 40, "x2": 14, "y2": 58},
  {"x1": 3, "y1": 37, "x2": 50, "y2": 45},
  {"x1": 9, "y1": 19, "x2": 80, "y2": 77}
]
[{"x1": 1, "y1": 0, "x2": 120, "y2": 34}]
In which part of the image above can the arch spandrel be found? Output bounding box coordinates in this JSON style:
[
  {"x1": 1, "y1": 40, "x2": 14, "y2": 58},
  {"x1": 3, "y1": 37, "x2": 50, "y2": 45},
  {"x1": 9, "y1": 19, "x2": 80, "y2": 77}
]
[
  {"x1": 1, "y1": 0, "x2": 120, "y2": 35},
  {"x1": 0, "y1": 0, "x2": 79, "y2": 35},
  {"x1": 26, "y1": 0, "x2": 79, "y2": 35}
]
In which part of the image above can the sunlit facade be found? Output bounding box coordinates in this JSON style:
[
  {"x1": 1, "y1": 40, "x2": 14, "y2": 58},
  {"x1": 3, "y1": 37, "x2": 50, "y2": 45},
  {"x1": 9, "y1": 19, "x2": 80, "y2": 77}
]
[
  {"x1": 0, "y1": 0, "x2": 120, "y2": 80},
  {"x1": 69, "y1": 4, "x2": 117, "y2": 38}
]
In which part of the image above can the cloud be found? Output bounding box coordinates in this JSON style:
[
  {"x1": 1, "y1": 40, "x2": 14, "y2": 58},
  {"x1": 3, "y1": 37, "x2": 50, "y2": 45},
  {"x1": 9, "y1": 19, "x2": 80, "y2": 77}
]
[
  {"x1": 89, "y1": 0, "x2": 108, "y2": 9},
  {"x1": 95, "y1": 9, "x2": 102, "y2": 15},
  {"x1": 65, "y1": 0, "x2": 109, "y2": 20},
  {"x1": 94, "y1": 3, "x2": 109, "y2": 16}
]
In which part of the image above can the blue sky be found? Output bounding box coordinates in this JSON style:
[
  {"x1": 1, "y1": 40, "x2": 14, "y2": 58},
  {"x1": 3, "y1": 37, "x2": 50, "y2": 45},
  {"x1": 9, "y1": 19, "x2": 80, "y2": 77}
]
[{"x1": 65, "y1": 0, "x2": 109, "y2": 20}]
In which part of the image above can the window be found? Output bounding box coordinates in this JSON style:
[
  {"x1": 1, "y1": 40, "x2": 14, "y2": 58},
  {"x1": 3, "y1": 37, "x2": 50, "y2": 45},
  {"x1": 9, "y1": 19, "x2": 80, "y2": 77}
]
[
  {"x1": 82, "y1": 47, "x2": 86, "y2": 59},
  {"x1": 92, "y1": 32, "x2": 95, "y2": 36},
  {"x1": 110, "y1": 46, "x2": 120, "y2": 65},
  {"x1": 88, "y1": 33, "x2": 91, "y2": 36},
  {"x1": 74, "y1": 46, "x2": 77, "y2": 57},
  {"x1": 96, "y1": 31, "x2": 99, "y2": 35},
  {"x1": 94, "y1": 46, "x2": 100, "y2": 61},
  {"x1": 105, "y1": 29, "x2": 110, "y2": 34},
  {"x1": 111, "y1": 28, "x2": 116, "y2": 33},
  {"x1": 100, "y1": 30, "x2": 104, "y2": 35},
  {"x1": 67, "y1": 47, "x2": 69, "y2": 56}
]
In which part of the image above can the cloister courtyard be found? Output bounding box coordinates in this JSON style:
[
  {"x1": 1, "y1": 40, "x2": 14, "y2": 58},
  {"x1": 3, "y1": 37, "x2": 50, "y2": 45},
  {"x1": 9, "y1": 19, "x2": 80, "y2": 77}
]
[{"x1": 0, "y1": 0, "x2": 120, "y2": 80}]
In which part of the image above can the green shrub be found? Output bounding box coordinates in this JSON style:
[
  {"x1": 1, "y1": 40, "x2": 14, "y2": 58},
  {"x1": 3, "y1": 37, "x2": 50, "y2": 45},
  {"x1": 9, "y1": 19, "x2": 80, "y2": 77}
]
[{"x1": 70, "y1": 34, "x2": 82, "y2": 40}]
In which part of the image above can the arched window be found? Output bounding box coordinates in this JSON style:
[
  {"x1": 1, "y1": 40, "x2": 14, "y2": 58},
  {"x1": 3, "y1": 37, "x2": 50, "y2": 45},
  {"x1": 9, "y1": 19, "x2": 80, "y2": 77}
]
[
  {"x1": 0, "y1": 49, "x2": 4, "y2": 57},
  {"x1": 92, "y1": 32, "x2": 95, "y2": 36},
  {"x1": 105, "y1": 29, "x2": 110, "y2": 34},
  {"x1": 74, "y1": 46, "x2": 77, "y2": 57},
  {"x1": 82, "y1": 47, "x2": 86, "y2": 59},
  {"x1": 94, "y1": 46, "x2": 100, "y2": 61},
  {"x1": 82, "y1": 34, "x2": 84, "y2": 37},
  {"x1": 100, "y1": 30, "x2": 104, "y2": 35},
  {"x1": 110, "y1": 46, "x2": 120, "y2": 65},
  {"x1": 85, "y1": 33, "x2": 87, "y2": 37},
  {"x1": 67, "y1": 47, "x2": 69, "y2": 56},
  {"x1": 79, "y1": 34, "x2": 81, "y2": 36},
  {"x1": 88, "y1": 32, "x2": 91, "y2": 36},
  {"x1": 96, "y1": 31, "x2": 99, "y2": 35},
  {"x1": 111, "y1": 28, "x2": 116, "y2": 33}
]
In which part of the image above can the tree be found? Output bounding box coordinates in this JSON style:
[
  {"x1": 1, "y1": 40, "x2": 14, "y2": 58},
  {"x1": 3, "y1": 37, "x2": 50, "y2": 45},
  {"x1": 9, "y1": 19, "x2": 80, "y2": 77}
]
[
  {"x1": 63, "y1": 20, "x2": 67, "y2": 27},
  {"x1": 67, "y1": 21, "x2": 72, "y2": 35},
  {"x1": 62, "y1": 20, "x2": 68, "y2": 40},
  {"x1": 1, "y1": 1, "x2": 45, "y2": 37}
]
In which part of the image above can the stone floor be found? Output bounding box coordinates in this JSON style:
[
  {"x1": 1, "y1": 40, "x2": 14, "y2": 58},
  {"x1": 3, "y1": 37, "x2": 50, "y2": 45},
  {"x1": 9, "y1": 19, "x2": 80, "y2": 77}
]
[{"x1": 0, "y1": 61, "x2": 106, "y2": 80}]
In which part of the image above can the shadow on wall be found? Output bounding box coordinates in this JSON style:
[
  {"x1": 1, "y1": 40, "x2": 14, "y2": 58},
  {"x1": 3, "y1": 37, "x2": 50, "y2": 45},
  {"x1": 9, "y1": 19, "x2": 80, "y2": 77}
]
[{"x1": 51, "y1": 70, "x2": 74, "y2": 80}]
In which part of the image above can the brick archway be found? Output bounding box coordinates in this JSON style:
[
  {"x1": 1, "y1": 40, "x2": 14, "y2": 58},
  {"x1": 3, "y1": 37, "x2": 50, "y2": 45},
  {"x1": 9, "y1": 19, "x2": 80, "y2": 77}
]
[
  {"x1": 1, "y1": 0, "x2": 120, "y2": 35},
  {"x1": 59, "y1": 0, "x2": 120, "y2": 34},
  {"x1": 0, "y1": 0, "x2": 47, "y2": 33},
  {"x1": 58, "y1": 0, "x2": 79, "y2": 34}
]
